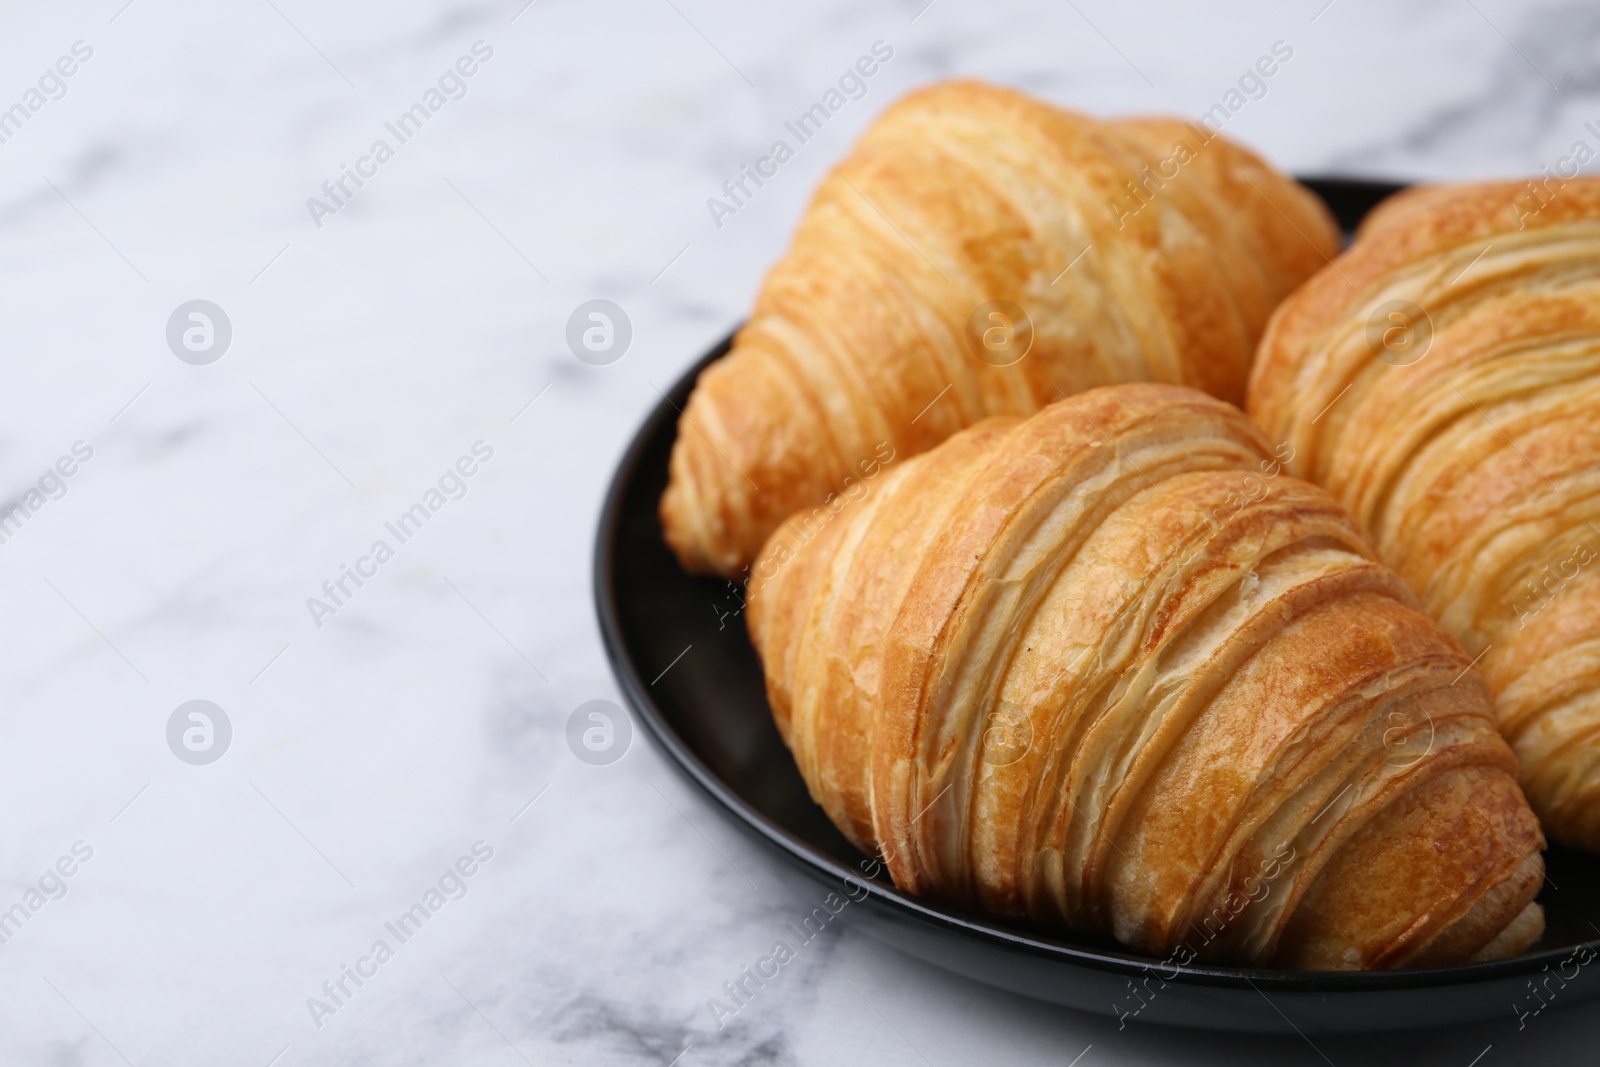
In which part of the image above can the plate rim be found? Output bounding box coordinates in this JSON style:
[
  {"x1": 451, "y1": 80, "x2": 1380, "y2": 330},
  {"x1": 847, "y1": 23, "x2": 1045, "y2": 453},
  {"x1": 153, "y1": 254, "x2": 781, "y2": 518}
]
[{"x1": 592, "y1": 176, "x2": 1600, "y2": 995}]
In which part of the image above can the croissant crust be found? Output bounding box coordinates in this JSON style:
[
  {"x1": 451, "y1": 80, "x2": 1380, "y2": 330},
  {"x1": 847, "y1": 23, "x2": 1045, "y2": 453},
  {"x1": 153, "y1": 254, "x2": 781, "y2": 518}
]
[
  {"x1": 1249, "y1": 176, "x2": 1600, "y2": 852},
  {"x1": 747, "y1": 383, "x2": 1544, "y2": 969},
  {"x1": 663, "y1": 79, "x2": 1338, "y2": 576}
]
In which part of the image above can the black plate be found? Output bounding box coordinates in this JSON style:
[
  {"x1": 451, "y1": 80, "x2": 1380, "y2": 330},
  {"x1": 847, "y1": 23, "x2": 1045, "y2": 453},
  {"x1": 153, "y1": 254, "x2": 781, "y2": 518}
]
[{"x1": 594, "y1": 178, "x2": 1600, "y2": 1033}]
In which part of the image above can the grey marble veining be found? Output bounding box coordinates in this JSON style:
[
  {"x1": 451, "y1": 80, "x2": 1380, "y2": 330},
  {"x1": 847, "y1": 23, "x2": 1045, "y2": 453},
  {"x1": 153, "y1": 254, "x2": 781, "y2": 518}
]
[{"x1": 0, "y1": 1, "x2": 1597, "y2": 1064}]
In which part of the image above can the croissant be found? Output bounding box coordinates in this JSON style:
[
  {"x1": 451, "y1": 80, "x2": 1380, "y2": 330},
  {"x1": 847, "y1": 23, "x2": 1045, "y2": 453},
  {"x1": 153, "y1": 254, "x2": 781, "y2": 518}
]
[
  {"x1": 746, "y1": 383, "x2": 1544, "y2": 969},
  {"x1": 661, "y1": 79, "x2": 1340, "y2": 576},
  {"x1": 1249, "y1": 176, "x2": 1600, "y2": 853}
]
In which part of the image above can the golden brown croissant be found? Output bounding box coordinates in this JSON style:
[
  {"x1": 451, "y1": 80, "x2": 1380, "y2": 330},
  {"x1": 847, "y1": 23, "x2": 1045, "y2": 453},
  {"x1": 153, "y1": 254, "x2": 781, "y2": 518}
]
[
  {"x1": 1249, "y1": 176, "x2": 1600, "y2": 853},
  {"x1": 661, "y1": 79, "x2": 1339, "y2": 577},
  {"x1": 747, "y1": 383, "x2": 1544, "y2": 969}
]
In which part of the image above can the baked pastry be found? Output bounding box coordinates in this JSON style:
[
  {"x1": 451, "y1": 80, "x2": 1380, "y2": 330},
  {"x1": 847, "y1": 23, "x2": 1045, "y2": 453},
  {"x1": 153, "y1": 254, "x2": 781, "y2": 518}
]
[
  {"x1": 1249, "y1": 177, "x2": 1600, "y2": 852},
  {"x1": 747, "y1": 384, "x2": 1544, "y2": 969},
  {"x1": 661, "y1": 79, "x2": 1340, "y2": 576}
]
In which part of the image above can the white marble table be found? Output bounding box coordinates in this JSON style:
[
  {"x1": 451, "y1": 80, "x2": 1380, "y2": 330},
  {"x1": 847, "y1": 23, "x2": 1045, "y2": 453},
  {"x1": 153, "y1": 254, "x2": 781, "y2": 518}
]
[{"x1": 1, "y1": 0, "x2": 1596, "y2": 1063}]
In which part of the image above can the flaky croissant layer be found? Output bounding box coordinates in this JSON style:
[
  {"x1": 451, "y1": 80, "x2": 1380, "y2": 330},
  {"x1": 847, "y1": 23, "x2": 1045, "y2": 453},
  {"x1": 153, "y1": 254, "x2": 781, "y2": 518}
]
[
  {"x1": 1249, "y1": 176, "x2": 1600, "y2": 853},
  {"x1": 748, "y1": 384, "x2": 1544, "y2": 969},
  {"x1": 663, "y1": 79, "x2": 1339, "y2": 577}
]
